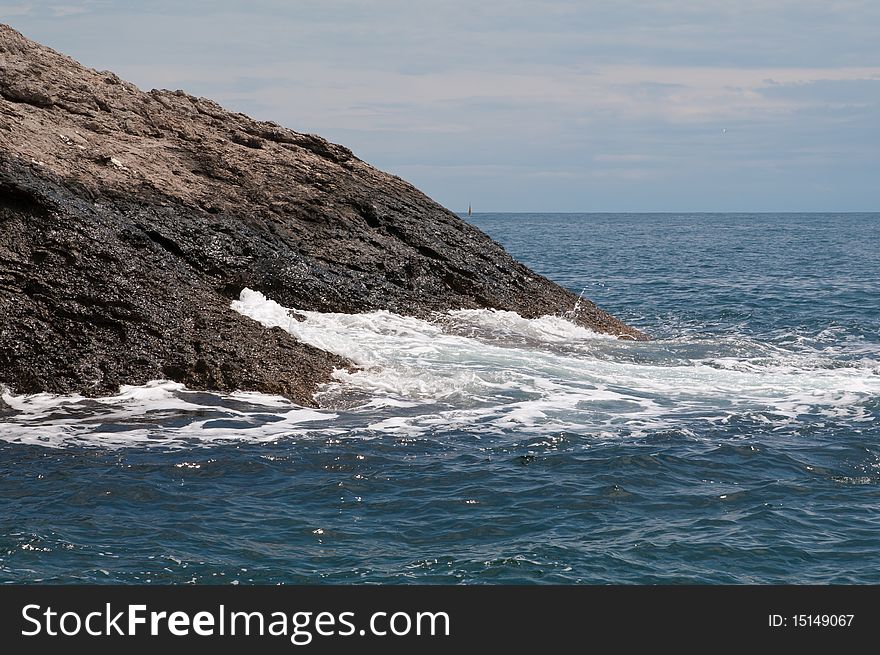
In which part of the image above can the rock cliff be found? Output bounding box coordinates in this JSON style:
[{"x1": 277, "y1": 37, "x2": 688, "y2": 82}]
[{"x1": 0, "y1": 25, "x2": 645, "y2": 404}]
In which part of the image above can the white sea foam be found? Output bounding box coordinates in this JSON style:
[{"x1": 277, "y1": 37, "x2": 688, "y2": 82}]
[
  {"x1": 231, "y1": 288, "x2": 879, "y2": 437},
  {"x1": 0, "y1": 379, "x2": 339, "y2": 449},
  {"x1": 1, "y1": 288, "x2": 877, "y2": 448}
]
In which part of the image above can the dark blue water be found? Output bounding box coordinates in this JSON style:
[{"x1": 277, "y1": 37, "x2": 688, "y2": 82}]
[{"x1": 2, "y1": 213, "x2": 878, "y2": 584}]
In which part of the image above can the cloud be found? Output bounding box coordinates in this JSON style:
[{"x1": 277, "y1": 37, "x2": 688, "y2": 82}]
[
  {"x1": 0, "y1": 3, "x2": 33, "y2": 16},
  {"x1": 6, "y1": 0, "x2": 879, "y2": 210},
  {"x1": 1, "y1": 1, "x2": 110, "y2": 19},
  {"x1": 756, "y1": 77, "x2": 880, "y2": 105},
  {"x1": 49, "y1": 5, "x2": 94, "y2": 18}
]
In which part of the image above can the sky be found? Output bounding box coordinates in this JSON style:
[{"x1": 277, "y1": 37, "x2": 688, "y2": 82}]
[{"x1": 2, "y1": 1, "x2": 879, "y2": 211}]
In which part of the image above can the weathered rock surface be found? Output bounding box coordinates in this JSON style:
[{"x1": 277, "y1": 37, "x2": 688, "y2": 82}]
[{"x1": 0, "y1": 25, "x2": 645, "y2": 404}]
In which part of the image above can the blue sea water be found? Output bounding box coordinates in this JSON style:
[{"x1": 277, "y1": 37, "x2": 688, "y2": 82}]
[{"x1": 1, "y1": 212, "x2": 878, "y2": 584}]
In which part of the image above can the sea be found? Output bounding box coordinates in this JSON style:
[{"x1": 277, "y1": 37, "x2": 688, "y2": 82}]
[{"x1": 1, "y1": 212, "x2": 878, "y2": 584}]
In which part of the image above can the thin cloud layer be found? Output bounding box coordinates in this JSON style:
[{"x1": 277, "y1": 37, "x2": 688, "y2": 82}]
[{"x1": 4, "y1": 1, "x2": 878, "y2": 210}]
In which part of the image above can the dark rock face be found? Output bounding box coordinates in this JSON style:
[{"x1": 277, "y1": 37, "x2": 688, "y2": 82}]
[{"x1": 0, "y1": 25, "x2": 645, "y2": 404}]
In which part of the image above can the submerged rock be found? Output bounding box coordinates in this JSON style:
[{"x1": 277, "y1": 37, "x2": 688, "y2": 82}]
[{"x1": 0, "y1": 25, "x2": 646, "y2": 404}]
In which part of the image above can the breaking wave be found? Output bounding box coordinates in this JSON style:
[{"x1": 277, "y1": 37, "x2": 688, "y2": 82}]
[{"x1": 1, "y1": 288, "x2": 876, "y2": 449}]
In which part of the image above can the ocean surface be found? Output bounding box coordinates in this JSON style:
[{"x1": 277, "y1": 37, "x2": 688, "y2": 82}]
[{"x1": 2, "y1": 212, "x2": 878, "y2": 584}]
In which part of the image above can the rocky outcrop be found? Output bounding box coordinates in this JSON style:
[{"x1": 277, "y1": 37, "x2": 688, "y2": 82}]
[{"x1": 0, "y1": 25, "x2": 645, "y2": 404}]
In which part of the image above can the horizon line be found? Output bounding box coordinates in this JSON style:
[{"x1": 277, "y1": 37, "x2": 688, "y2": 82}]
[{"x1": 455, "y1": 210, "x2": 879, "y2": 215}]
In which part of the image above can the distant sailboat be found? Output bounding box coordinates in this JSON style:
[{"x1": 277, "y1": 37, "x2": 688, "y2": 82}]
[{"x1": 467, "y1": 204, "x2": 472, "y2": 216}]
